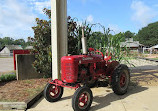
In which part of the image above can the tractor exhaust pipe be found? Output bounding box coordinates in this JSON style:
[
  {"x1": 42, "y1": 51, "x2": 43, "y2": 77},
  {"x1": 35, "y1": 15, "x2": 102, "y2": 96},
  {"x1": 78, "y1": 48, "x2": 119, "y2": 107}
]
[{"x1": 81, "y1": 27, "x2": 88, "y2": 55}]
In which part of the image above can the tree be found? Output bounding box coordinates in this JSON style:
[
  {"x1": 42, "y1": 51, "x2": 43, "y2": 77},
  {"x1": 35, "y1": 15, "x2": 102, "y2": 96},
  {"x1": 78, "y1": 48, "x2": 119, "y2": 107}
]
[
  {"x1": 31, "y1": 9, "x2": 51, "y2": 77},
  {"x1": 124, "y1": 31, "x2": 135, "y2": 39},
  {"x1": 14, "y1": 39, "x2": 26, "y2": 48},
  {"x1": 88, "y1": 31, "x2": 107, "y2": 50},
  {"x1": 114, "y1": 32, "x2": 125, "y2": 42},
  {"x1": 67, "y1": 16, "x2": 78, "y2": 54},
  {"x1": 2, "y1": 37, "x2": 14, "y2": 45},
  {"x1": 137, "y1": 21, "x2": 158, "y2": 46}
]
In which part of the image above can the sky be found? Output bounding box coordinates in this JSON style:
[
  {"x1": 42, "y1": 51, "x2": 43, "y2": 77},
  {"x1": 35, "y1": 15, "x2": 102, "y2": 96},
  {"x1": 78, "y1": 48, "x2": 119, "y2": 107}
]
[{"x1": 0, "y1": 0, "x2": 158, "y2": 40}]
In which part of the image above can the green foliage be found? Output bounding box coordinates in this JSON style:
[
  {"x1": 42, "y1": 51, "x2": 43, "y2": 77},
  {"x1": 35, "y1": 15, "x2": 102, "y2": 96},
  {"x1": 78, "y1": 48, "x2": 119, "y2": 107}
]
[
  {"x1": 124, "y1": 31, "x2": 135, "y2": 39},
  {"x1": 0, "y1": 37, "x2": 30, "y2": 49},
  {"x1": 137, "y1": 21, "x2": 158, "y2": 46},
  {"x1": 107, "y1": 30, "x2": 129, "y2": 62},
  {"x1": 0, "y1": 74, "x2": 16, "y2": 82},
  {"x1": 31, "y1": 8, "x2": 51, "y2": 77},
  {"x1": 68, "y1": 19, "x2": 94, "y2": 54},
  {"x1": 88, "y1": 31, "x2": 107, "y2": 49},
  {"x1": 67, "y1": 16, "x2": 78, "y2": 54},
  {"x1": 14, "y1": 39, "x2": 26, "y2": 48},
  {"x1": 98, "y1": 27, "x2": 129, "y2": 62}
]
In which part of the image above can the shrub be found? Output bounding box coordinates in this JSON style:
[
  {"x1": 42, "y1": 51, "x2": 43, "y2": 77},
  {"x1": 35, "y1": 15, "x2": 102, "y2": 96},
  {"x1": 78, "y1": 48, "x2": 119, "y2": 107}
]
[{"x1": 0, "y1": 74, "x2": 16, "y2": 82}]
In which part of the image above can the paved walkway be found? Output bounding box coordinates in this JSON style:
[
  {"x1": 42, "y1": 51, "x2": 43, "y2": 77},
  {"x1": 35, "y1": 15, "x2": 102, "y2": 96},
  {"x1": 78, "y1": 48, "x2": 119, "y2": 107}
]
[
  {"x1": 27, "y1": 59, "x2": 158, "y2": 111},
  {"x1": 0, "y1": 58, "x2": 14, "y2": 75},
  {"x1": 27, "y1": 86, "x2": 158, "y2": 111}
]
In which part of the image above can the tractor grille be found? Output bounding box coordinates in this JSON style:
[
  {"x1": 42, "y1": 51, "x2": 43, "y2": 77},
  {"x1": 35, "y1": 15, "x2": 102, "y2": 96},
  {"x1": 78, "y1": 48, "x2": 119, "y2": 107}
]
[{"x1": 61, "y1": 62, "x2": 77, "y2": 83}]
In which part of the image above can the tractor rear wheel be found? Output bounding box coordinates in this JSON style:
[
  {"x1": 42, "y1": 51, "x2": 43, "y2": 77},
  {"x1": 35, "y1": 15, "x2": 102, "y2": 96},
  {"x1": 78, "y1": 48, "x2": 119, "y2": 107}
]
[
  {"x1": 44, "y1": 82, "x2": 63, "y2": 102},
  {"x1": 72, "y1": 86, "x2": 93, "y2": 111},
  {"x1": 111, "y1": 64, "x2": 130, "y2": 95}
]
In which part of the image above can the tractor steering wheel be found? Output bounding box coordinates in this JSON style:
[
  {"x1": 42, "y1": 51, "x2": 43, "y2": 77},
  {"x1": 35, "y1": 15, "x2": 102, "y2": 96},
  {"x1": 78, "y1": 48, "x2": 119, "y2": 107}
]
[{"x1": 95, "y1": 50, "x2": 104, "y2": 60}]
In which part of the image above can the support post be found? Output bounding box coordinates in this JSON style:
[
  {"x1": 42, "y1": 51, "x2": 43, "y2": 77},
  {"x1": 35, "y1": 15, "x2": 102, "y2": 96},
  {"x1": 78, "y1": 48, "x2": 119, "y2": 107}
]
[{"x1": 51, "y1": 0, "x2": 67, "y2": 79}]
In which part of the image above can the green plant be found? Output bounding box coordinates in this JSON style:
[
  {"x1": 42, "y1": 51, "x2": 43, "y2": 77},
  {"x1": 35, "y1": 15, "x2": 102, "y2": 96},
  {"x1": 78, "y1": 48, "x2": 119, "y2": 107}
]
[
  {"x1": 91, "y1": 25, "x2": 131, "y2": 64},
  {"x1": 31, "y1": 8, "x2": 52, "y2": 77},
  {"x1": 0, "y1": 74, "x2": 16, "y2": 82}
]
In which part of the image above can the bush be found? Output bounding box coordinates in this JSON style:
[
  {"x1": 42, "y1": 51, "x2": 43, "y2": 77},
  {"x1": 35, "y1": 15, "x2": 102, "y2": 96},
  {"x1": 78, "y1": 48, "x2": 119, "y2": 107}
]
[{"x1": 0, "y1": 74, "x2": 16, "y2": 82}]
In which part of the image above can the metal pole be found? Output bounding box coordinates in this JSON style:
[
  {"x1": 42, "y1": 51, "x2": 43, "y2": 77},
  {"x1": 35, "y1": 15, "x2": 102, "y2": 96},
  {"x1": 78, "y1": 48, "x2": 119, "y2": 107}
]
[{"x1": 81, "y1": 27, "x2": 88, "y2": 55}]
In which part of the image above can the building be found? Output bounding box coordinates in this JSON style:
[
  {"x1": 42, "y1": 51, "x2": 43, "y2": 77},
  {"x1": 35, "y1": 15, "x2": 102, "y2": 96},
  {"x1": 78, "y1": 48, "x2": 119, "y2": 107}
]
[
  {"x1": 120, "y1": 38, "x2": 144, "y2": 52},
  {"x1": 151, "y1": 44, "x2": 158, "y2": 49},
  {"x1": 25, "y1": 46, "x2": 33, "y2": 50},
  {"x1": 0, "y1": 45, "x2": 23, "y2": 57}
]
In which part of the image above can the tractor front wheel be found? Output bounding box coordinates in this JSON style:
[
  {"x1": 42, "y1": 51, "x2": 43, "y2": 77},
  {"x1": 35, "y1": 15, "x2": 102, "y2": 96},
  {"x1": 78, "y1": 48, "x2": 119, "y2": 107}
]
[
  {"x1": 72, "y1": 86, "x2": 93, "y2": 111},
  {"x1": 44, "y1": 82, "x2": 63, "y2": 102},
  {"x1": 111, "y1": 64, "x2": 130, "y2": 95}
]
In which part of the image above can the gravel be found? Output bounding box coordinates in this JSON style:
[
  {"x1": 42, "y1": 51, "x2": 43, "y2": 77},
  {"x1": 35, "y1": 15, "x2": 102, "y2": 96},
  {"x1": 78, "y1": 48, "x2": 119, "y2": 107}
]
[{"x1": 122, "y1": 58, "x2": 158, "y2": 70}]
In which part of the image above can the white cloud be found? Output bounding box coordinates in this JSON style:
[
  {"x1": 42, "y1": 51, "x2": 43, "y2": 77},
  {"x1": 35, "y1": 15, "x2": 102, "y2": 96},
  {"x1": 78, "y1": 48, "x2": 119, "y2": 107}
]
[
  {"x1": 86, "y1": 15, "x2": 94, "y2": 23},
  {"x1": 108, "y1": 24, "x2": 122, "y2": 34},
  {"x1": 0, "y1": 0, "x2": 36, "y2": 39},
  {"x1": 31, "y1": 0, "x2": 51, "y2": 14},
  {"x1": 131, "y1": 1, "x2": 157, "y2": 27},
  {"x1": 80, "y1": 0, "x2": 101, "y2": 4}
]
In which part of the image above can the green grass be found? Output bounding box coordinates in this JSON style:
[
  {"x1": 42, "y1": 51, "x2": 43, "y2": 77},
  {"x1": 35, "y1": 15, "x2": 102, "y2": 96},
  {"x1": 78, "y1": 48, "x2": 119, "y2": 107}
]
[
  {"x1": 0, "y1": 73, "x2": 16, "y2": 82},
  {"x1": 150, "y1": 58, "x2": 158, "y2": 60},
  {"x1": 0, "y1": 56, "x2": 13, "y2": 58},
  {"x1": 23, "y1": 80, "x2": 35, "y2": 84},
  {"x1": 26, "y1": 87, "x2": 43, "y2": 98}
]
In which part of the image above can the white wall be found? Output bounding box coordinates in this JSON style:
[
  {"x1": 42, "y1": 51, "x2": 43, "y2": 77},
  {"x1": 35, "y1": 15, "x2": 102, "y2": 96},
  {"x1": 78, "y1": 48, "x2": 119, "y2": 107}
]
[{"x1": 0, "y1": 47, "x2": 10, "y2": 56}]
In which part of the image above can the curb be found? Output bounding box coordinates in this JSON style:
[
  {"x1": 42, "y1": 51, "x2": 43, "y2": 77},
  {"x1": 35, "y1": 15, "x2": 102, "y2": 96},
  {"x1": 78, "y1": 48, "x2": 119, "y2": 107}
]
[
  {"x1": 0, "y1": 102, "x2": 27, "y2": 110},
  {"x1": 0, "y1": 90, "x2": 44, "y2": 110},
  {"x1": 26, "y1": 90, "x2": 44, "y2": 109}
]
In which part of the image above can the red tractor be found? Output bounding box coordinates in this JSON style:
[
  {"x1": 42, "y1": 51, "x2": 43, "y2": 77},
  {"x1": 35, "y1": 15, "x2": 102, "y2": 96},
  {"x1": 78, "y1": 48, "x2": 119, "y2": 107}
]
[{"x1": 44, "y1": 28, "x2": 130, "y2": 111}]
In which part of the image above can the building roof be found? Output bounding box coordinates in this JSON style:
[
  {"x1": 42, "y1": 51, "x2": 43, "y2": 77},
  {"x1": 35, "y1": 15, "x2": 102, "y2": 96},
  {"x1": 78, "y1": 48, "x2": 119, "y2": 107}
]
[
  {"x1": 120, "y1": 38, "x2": 144, "y2": 48},
  {"x1": 25, "y1": 46, "x2": 33, "y2": 49},
  {"x1": 151, "y1": 44, "x2": 158, "y2": 49},
  {"x1": 0, "y1": 45, "x2": 23, "y2": 51}
]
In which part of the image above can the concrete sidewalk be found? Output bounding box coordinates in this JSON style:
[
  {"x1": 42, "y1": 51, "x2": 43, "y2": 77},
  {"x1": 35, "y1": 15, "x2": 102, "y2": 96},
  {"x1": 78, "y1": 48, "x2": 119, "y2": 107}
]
[{"x1": 27, "y1": 86, "x2": 158, "y2": 111}]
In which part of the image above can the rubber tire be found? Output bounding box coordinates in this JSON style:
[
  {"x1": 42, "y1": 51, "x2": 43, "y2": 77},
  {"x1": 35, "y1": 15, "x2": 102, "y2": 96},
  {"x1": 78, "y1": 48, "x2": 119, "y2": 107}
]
[
  {"x1": 44, "y1": 82, "x2": 63, "y2": 102},
  {"x1": 111, "y1": 64, "x2": 130, "y2": 95},
  {"x1": 72, "y1": 86, "x2": 93, "y2": 111}
]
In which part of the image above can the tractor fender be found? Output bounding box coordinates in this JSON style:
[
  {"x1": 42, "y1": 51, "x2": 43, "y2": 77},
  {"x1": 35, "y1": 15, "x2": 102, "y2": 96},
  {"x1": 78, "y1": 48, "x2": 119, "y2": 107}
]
[{"x1": 105, "y1": 61, "x2": 120, "y2": 76}]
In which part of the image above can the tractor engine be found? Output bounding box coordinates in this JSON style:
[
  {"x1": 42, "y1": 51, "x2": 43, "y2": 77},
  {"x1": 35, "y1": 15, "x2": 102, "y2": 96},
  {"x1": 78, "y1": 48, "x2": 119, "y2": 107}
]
[{"x1": 61, "y1": 54, "x2": 104, "y2": 83}]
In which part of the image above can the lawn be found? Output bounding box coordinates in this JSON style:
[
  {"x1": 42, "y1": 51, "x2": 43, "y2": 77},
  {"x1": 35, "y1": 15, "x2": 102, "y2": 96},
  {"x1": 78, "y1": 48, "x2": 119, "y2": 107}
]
[{"x1": 0, "y1": 78, "x2": 51, "y2": 102}]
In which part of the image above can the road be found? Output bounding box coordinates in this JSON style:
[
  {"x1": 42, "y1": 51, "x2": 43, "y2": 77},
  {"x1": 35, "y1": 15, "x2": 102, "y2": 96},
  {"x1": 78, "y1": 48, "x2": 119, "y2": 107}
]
[{"x1": 0, "y1": 57, "x2": 14, "y2": 75}]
